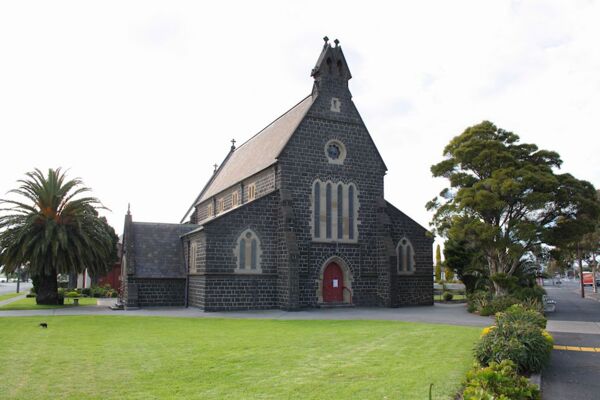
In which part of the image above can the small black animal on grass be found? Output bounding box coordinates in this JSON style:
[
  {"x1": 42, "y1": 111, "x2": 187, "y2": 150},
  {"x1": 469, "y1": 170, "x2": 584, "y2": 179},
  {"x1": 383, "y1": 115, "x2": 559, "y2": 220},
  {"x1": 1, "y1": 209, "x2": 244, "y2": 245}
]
[{"x1": 39, "y1": 323, "x2": 48, "y2": 328}]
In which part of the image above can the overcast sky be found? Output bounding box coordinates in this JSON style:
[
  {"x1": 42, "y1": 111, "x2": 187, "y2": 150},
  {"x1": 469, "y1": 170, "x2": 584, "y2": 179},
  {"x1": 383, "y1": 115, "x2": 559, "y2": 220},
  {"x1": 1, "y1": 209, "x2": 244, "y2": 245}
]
[{"x1": 1, "y1": 0, "x2": 599, "y2": 240}]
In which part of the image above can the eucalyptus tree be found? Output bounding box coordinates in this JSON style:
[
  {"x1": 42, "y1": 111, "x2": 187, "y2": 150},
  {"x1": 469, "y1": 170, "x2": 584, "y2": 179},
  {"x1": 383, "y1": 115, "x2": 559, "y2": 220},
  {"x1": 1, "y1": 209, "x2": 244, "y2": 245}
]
[
  {"x1": 427, "y1": 121, "x2": 599, "y2": 295},
  {"x1": 0, "y1": 168, "x2": 116, "y2": 304}
]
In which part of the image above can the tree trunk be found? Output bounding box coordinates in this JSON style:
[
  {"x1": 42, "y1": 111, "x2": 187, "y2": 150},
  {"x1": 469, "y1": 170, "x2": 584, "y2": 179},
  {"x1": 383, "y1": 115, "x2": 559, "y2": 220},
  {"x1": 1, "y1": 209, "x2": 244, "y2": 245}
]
[
  {"x1": 36, "y1": 269, "x2": 59, "y2": 305},
  {"x1": 492, "y1": 280, "x2": 507, "y2": 297}
]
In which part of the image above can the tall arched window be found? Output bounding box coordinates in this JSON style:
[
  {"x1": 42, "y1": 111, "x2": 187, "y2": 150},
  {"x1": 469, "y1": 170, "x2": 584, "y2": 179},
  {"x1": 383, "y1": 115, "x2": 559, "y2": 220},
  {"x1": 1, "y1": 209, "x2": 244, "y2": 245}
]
[
  {"x1": 234, "y1": 229, "x2": 262, "y2": 272},
  {"x1": 337, "y1": 184, "x2": 344, "y2": 239},
  {"x1": 326, "y1": 182, "x2": 332, "y2": 238},
  {"x1": 397, "y1": 237, "x2": 415, "y2": 273},
  {"x1": 311, "y1": 180, "x2": 359, "y2": 242},
  {"x1": 348, "y1": 184, "x2": 355, "y2": 240}
]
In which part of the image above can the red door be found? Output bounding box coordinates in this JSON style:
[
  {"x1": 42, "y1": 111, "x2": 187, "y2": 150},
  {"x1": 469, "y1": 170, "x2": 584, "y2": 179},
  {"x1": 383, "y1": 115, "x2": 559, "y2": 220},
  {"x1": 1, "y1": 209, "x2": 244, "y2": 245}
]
[{"x1": 323, "y1": 262, "x2": 344, "y2": 302}]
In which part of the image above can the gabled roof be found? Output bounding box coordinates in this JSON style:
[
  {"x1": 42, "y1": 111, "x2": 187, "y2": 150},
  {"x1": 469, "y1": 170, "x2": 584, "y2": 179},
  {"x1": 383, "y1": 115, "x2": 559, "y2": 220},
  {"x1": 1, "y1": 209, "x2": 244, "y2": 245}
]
[
  {"x1": 131, "y1": 222, "x2": 198, "y2": 278},
  {"x1": 195, "y1": 95, "x2": 314, "y2": 205}
]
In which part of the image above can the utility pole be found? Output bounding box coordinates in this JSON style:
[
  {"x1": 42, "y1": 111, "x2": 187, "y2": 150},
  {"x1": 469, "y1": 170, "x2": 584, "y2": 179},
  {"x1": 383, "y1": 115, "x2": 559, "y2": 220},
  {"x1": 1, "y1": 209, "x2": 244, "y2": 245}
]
[
  {"x1": 578, "y1": 244, "x2": 585, "y2": 298},
  {"x1": 593, "y1": 252, "x2": 598, "y2": 294},
  {"x1": 16, "y1": 266, "x2": 21, "y2": 293}
]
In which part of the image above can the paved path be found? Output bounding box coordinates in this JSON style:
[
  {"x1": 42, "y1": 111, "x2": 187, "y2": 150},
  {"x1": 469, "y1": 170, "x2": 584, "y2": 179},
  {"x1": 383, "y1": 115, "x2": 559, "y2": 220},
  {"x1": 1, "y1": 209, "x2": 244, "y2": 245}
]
[
  {"x1": 542, "y1": 282, "x2": 600, "y2": 400},
  {"x1": 0, "y1": 293, "x2": 27, "y2": 307},
  {"x1": 0, "y1": 301, "x2": 495, "y2": 326}
]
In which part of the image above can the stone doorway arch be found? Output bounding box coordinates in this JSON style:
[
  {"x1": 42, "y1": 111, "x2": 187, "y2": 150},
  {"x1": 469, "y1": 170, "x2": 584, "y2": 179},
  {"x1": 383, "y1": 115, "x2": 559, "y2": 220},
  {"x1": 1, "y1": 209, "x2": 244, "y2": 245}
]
[{"x1": 317, "y1": 256, "x2": 353, "y2": 304}]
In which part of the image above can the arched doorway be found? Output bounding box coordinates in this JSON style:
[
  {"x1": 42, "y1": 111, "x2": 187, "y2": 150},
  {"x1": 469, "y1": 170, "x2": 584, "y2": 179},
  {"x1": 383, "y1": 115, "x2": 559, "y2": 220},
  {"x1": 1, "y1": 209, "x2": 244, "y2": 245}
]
[{"x1": 323, "y1": 262, "x2": 344, "y2": 303}]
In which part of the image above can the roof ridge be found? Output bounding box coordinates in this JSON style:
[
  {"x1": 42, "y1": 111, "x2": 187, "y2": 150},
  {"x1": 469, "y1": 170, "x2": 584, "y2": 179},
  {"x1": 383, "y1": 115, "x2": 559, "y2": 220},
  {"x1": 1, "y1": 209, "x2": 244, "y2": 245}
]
[
  {"x1": 181, "y1": 94, "x2": 314, "y2": 222},
  {"x1": 134, "y1": 221, "x2": 198, "y2": 227},
  {"x1": 233, "y1": 94, "x2": 312, "y2": 152}
]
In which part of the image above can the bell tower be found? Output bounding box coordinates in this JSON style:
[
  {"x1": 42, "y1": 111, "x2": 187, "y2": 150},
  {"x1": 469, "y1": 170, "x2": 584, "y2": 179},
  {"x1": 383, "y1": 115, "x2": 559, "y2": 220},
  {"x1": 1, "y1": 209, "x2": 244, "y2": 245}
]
[{"x1": 310, "y1": 36, "x2": 352, "y2": 96}]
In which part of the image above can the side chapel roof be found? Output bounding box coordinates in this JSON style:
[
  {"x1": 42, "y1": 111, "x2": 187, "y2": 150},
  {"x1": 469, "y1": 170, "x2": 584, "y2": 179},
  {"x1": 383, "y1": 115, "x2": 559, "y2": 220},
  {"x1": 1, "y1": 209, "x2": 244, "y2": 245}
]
[{"x1": 131, "y1": 222, "x2": 198, "y2": 278}]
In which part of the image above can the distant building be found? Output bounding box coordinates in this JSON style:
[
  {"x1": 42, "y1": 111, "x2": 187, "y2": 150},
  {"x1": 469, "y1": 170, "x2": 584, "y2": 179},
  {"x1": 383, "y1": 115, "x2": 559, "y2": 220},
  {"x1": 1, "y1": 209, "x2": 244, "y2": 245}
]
[{"x1": 120, "y1": 38, "x2": 433, "y2": 310}]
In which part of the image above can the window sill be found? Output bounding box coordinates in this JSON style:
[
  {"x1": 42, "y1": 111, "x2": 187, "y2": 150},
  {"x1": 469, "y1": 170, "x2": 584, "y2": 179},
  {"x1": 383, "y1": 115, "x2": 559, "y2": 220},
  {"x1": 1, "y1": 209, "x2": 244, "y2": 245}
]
[
  {"x1": 233, "y1": 269, "x2": 263, "y2": 275},
  {"x1": 312, "y1": 238, "x2": 359, "y2": 245}
]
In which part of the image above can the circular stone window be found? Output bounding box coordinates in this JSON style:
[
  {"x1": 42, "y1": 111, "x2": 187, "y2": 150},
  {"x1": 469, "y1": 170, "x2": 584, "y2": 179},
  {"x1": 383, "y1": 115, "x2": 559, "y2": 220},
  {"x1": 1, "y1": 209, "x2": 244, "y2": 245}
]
[{"x1": 325, "y1": 140, "x2": 346, "y2": 164}]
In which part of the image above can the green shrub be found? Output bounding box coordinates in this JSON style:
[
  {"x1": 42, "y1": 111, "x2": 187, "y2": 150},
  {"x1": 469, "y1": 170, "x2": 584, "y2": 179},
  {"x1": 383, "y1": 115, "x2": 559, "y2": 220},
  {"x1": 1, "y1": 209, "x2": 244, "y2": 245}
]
[
  {"x1": 25, "y1": 293, "x2": 36, "y2": 298},
  {"x1": 442, "y1": 291, "x2": 454, "y2": 301},
  {"x1": 478, "y1": 295, "x2": 520, "y2": 316},
  {"x1": 496, "y1": 304, "x2": 547, "y2": 329},
  {"x1": 88, "y1": 285, "x2": 116, "y2": 298},
  {"x1": 462, "y1": 360, "x2": 541, "y2": 400},
  {"x1": 475, "y1": 319, "x2": 553, "y2": 373},
  {"x1": 467, "y1": 290, "x2": 492, "y2": 313},
  {"x1": 513, "y1": 286, "x2": 546, "y2": 302},
  {"x1": 65, "y1": 291, "x2": 80, "y2": 298},
  {"x1": 519, "y1": 297, "x2": 544, "y2": 314},
  {"x1": 81, "y1": 288, "x2": 91, "y2": 296}
]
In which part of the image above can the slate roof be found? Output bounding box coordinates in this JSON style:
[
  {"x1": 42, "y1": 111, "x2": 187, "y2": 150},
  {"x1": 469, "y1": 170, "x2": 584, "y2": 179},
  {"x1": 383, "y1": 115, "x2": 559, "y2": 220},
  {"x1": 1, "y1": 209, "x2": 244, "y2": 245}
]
[
  {"x1": 195, "y1": 95, "x2": 314, "y2": 205},
  {"x1": 131, "y1": 222, "x2": 198, "y2": 278}
]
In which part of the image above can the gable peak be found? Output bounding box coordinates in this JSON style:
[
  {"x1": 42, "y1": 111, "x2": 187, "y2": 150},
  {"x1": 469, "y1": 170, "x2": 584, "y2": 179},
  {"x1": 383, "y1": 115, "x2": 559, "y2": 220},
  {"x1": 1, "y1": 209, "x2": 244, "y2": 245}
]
[{"x1": 310, "y1": 36, "x2": 352, "y2": 83}]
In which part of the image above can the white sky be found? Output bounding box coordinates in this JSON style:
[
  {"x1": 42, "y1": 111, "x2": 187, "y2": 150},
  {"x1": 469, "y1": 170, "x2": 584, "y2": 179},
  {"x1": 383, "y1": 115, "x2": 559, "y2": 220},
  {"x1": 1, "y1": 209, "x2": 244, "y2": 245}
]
[{"x1": 1, "y1": 0, "x2": 599, "y2": 241}]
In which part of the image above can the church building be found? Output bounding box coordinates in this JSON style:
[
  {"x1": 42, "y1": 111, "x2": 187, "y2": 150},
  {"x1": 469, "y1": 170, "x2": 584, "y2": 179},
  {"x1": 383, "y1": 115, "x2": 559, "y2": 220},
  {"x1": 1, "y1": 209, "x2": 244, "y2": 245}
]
[{"x1": 120, "y1": 38, "x2": 433, "y2": 311}]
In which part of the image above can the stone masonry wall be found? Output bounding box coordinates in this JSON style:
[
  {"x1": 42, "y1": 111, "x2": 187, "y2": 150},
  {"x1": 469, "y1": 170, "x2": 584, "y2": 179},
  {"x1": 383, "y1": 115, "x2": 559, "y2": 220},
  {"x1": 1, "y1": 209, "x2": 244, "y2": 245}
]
[
  {"x1": 386, "y1": 202, "x2": 434, "y2": 306},
  {"x1": 190, "y1": 191, "x2": 281, "y2": 311},
  {"x1": 194, "y1": 167, "x2": 276, "y2": 224},
  {"x1": 126, "y1": 277, "x2": 186, "y2": 307},
  {"x1": 277, "y1": 73, "x2": 388, "y2": 308}
]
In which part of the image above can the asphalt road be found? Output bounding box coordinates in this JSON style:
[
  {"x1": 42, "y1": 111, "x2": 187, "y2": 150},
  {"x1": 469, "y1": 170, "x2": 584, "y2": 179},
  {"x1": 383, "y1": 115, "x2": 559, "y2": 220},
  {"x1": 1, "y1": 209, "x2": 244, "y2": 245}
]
[
  {"x1": 542, "y1": 281, "x2": 600, "y2": 400},
  {"x1": 0, "y1": 281, "x2": 32, "y2": 296}
]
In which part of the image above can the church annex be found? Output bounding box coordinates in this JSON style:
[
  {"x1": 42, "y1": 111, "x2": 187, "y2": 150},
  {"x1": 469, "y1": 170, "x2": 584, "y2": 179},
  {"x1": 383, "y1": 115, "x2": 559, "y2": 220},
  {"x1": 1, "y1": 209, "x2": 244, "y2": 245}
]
[{"x1": 120, "y1": 38, "x2": 433, "y2": 311}]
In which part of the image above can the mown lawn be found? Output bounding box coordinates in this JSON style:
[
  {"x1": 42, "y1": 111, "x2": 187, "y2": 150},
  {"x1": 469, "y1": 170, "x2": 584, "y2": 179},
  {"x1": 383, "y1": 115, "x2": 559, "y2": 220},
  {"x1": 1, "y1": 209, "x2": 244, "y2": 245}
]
[
  {"x1": 0, "y1": 297, "x2": 97, "y2": 310},
  {"x1": 0, "y1": 292, "x2": 24, "y2": 302},
  {"x1": 0, "y1": 316, "x2": 478, "y2": 399}
]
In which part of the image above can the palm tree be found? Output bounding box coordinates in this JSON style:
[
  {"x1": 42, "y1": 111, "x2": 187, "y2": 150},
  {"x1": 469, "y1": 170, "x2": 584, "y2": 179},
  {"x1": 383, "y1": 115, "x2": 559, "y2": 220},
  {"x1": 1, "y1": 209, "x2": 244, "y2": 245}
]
[{"x1": 0, "y1": 168, "x2": 116, "y2": 304}]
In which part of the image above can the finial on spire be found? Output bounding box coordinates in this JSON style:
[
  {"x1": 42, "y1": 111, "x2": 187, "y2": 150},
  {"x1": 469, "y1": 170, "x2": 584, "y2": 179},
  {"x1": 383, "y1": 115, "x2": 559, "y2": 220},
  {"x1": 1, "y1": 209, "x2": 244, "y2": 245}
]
[
  {"x1": 213, "y1": 163, "x2": 218, "y2": 173},
  {"x1": 230, "y1": 138, "x2": 236, "y2": 151},
  {"x1": 323, "y1": 36, "x2": 329, "y2": 46},
  {"x1": 127, "y1": 203, "x2": 131, "y2": 215},
  {"x1": 334, "y1": 38, "x2": 339, "y2": 47}
]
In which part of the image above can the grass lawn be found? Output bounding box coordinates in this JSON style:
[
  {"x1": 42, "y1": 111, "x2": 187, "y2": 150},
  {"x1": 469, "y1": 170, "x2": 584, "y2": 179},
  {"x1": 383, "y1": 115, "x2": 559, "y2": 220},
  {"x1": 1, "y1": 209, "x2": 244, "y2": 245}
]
[
  {"x1": 0, "y1": 316, "x2": 479, "y2": 399},
  {"x1": 0, "y1": 292, "x2": 24, "y2": 302},
  {"x1": 0, "y1": 297, "x2": 97, "y2": 310}
]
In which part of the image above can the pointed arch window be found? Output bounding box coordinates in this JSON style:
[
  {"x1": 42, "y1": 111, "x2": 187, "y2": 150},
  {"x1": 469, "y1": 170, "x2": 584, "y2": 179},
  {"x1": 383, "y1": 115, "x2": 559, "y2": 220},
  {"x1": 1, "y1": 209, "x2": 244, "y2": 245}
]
[
  {"x1": 234, "y1": 229, "x2": 262, "y2": 273},
  {"x1": 311, "y1": 180, "x2": 359, "y2": 243},
  {"x1": 397, "y1": 237, "x2": 415, "y2": 273}
]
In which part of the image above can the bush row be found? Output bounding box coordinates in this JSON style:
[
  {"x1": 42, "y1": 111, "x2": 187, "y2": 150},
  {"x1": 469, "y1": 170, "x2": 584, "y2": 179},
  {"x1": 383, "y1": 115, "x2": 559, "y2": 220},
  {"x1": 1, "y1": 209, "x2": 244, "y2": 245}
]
[
  {"x1": 459, "y1": 304, "x2": 552, "y2": 399},
  {"x1": 466, "y1": 285, "x2": 545, "y2": 316}
]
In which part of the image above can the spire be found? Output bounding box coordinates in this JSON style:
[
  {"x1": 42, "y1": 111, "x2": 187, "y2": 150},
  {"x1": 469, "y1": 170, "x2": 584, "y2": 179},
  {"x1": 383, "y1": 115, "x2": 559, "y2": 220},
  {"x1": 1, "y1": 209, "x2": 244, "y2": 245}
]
[{"x1": 310, "y1": 36, "x2": 352, "y2": 84}]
